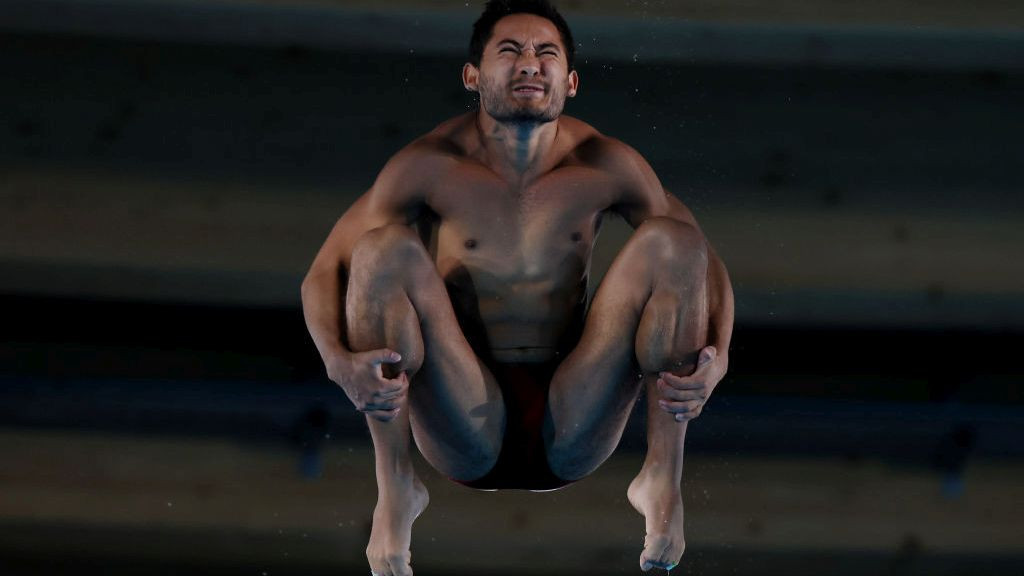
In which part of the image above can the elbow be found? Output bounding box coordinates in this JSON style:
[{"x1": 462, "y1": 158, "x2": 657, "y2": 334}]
[
  {"x1": 300, "y1": 263, "x2": 343, "y2": 303},
  {"x1": 300, "y1": 268, "x2": 321, "y2": 303}
]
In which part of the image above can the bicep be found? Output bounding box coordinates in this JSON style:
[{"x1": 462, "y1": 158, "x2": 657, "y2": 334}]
[
  {"x1": 308, "y1": 193, "x2": 381, "y2": 273},
  {"x1": 663, "y1": 191, "x2": 702, "y2": 233},
  {"x1": 609, "y1": 143, "x2": 697, "y2": 230},
  {"x1": 309, "y1": 157, "x2": 426, "y2": 272}
]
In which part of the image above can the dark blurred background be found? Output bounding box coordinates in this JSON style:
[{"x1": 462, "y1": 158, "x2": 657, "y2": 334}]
[{"x1": 1, "y1": 0, "x2": 1022, "y2": 574}]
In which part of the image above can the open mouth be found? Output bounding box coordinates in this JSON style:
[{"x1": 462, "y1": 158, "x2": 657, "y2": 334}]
[{"x1": 513, "y1": 86, "x2": 545, "y2": 95}]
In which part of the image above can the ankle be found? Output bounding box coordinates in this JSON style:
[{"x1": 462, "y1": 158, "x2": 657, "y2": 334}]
[{"x1": 637, "y1": 460, "x2": 682, "y2": 486}]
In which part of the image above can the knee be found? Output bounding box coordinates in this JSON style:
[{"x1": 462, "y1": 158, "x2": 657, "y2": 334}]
[
  {"x1": 546, "y1": 441, "x2": 602, "y2": 482},
  {"x1": 630, "y1": 217, "x2": 708, "y2": 281},
  {"x1": 350, "y1": 224, "x2": 430, "y2": 275},
  {"x1": 544, "y1": 418, "x2": 609, "y2": 482},
  {"x1": 635, "y1": 217, "x2": 707, "y2": 265}
]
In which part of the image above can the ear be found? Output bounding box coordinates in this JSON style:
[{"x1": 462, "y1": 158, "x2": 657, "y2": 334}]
[
  {"x1": 567, "y1": 69, "x2": 579, "y2": 98},
  {"x1": 462, "y1": 63, "x2": 480, "y2": 92}
]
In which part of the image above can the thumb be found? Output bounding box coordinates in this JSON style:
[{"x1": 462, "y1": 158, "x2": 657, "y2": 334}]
[
  {"x1": 699, "y1": 346, "x2": 716, "y2": 366},
  {"x1": 369, "y1": 348, "x2": 402, "y2": 366}
]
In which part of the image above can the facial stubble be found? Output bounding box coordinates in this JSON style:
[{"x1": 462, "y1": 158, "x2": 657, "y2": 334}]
[{"x1": 476, "y1": 72, "x2": 568, "y2": 126}]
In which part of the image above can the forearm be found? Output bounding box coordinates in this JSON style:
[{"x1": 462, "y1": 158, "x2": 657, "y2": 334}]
[
  {"x1": 300, "y1": 264, "x2": 352, "y2": 364},
  {"x1": 706, "y1": 244, "x2": 734, "y2": 361}
]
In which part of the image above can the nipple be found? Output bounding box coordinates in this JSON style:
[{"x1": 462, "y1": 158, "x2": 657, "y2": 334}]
[{"x1": 464, "y1": 238, "x2": 478, "y2": 249}]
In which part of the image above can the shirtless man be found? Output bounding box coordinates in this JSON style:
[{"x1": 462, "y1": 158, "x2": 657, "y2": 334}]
[{"x1": 301, "y1": 1, "x2": 733, "y2": 574}]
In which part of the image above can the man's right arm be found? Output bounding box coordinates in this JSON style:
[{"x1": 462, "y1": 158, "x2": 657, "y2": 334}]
[
  {"x1": 300, "y1": 192, "x2": 373, "y2": 368},
  {"x1": 300, "y1": 145, "x2": 432, "y2": 411}
]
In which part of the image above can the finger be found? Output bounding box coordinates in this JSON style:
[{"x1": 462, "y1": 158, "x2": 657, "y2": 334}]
[
  {"x1": 364, "y1": 407, "x2": 401, "y2": 422},
  {"x1": 373, "y1": 386, "x2": 408, "y2": 401},
  {"x1": 376, "y1": 371, "x2": 409, "y2": 394},
  {"x1": 362, "y1": 389, "x2": 407, "y2": 410},
  {"x1": 361, "y1": 397, "x2": 404, "y2": 412},
  {"x1": 657, "y1": 380, "x2": 704, "y2": 402},
  {"x1": 658, "y1": 399, "x2": 702, "y2": 415},
  {"x1": 659, "y1": 371, "x2": 705, "y2": 390},
  {"x1": 375, "y1": 372, "x2": 409, "y2": 394},
  {"x1": 674, "y1": 405, "x2": 702, "y2": 422}
]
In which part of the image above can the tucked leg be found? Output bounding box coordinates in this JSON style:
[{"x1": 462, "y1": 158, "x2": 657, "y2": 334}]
[
  {"x1": 544, "y1": 217, "x2": 708, "y2": 571},
  {"x1": 346, "y1": 224, "x2": 505, "y2": 576}
]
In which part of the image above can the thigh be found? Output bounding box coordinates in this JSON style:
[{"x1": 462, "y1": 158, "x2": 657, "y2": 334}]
[
  {"x1": 546, "y1": 218, "x2": 707, "y2": 479},
  {"x1": 545, "y1": 234, "x2": 654, "y2": 465},
  {"x1": 346, "y1": 224, "x2": 506, "y2": 481}
]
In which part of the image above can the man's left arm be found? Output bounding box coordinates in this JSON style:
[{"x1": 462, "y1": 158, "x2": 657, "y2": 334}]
[
  {"x1": 662, "y1": 193, "x2": 733, "y2": 413},
  {"x1": 610, "y1": 140, "x2": 734, "y2": 415}
]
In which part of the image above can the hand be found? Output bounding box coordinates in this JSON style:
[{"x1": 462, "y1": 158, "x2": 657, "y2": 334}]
[
  {"x1": 326, "y1": 349, "x2": 409, "y2": 422},
  {"x1": 656, "y1": 346, "x2": 727, "y2": 422}
]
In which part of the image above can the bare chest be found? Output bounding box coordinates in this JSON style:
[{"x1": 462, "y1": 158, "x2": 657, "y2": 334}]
[{"x1": 425, "y1": 165, "x2": 616, "y2": 284}]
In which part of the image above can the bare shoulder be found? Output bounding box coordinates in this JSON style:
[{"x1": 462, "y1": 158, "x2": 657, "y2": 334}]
[
  {"x1": 559, "y1": 116, "x2": 670, "y2": 224},
  {"x1": 370, "y1": 114, "x2": 474, "y2": 203},
  {"x1": 561, "y1": 117, "x2": 657, "y2": 186}
]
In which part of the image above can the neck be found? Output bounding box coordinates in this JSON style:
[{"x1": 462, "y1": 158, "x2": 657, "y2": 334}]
[{"x1": 476, "y1": 109, "x2": 559, "y2": 180}]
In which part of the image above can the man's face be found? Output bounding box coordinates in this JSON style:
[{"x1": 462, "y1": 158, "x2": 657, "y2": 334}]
[{"x1": 465, "y1": 13, "x2": 578, "y2": 125}]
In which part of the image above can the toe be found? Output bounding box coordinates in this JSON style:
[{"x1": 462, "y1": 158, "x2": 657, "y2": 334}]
[
  {"x1": 640, "y1": 536, "x2": 667, "y2": 571},
  {"x1": 640, "y1": 534, "x2": 683, "y2": 572},
  {"x1": 368, "y1": 558, "x2": 390, "y2": 576},
  {"x1": 387, "y1": 552, "x2": 413, "y2": 576}
]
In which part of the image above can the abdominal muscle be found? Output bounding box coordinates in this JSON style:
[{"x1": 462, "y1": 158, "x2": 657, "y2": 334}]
[{"x1": 472, "y1": 285, "x2": 586, "y2": 364}]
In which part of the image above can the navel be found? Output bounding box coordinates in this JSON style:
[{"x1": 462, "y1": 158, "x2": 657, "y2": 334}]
[
  {"x1": 464, "y1": 238, "x2": 478, "y2": 249},
  {"x1": 570, "y1": 232, "x2": 582, "y2": 242}
]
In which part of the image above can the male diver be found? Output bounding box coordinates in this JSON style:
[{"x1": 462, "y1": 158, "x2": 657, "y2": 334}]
[{"x1": 301, "y1": 1, "x2": 734, "y2": 574}]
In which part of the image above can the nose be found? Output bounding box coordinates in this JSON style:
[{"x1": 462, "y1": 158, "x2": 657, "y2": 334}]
[{"x1": 517, "y1": 50, "x2": 540, "y2": 77}]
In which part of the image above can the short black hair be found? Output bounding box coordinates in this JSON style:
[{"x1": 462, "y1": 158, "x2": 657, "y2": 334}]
[{"x1": 468, "y1": 0, "x2": 576, "y2": 71}]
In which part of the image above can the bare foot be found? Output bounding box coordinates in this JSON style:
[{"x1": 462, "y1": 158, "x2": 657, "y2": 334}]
[
  {"x1": 627, "y1": 468, "x2": 686, "y2": 572},
  {"x1": 366, "y1": 474, "x2": 429, "y2": 576}
]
